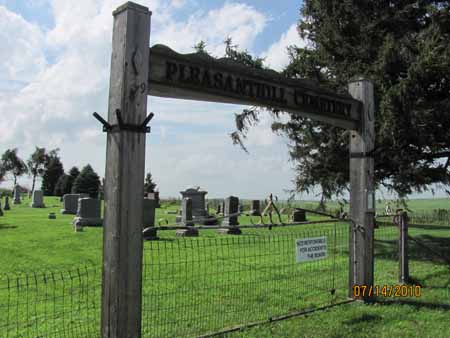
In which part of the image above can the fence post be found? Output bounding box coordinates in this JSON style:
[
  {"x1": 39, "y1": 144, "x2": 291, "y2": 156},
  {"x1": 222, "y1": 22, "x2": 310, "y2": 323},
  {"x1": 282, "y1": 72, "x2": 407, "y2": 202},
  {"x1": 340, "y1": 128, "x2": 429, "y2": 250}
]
[
  {"x1": 399, "y1": 211, "x2": 409, "y2": 284},
  {"x1": 348, "y1": 79, "x2": 375, "y2": 301},
  {"x1": 101, "y1": 2, "x2": 151, "y2": 338}
]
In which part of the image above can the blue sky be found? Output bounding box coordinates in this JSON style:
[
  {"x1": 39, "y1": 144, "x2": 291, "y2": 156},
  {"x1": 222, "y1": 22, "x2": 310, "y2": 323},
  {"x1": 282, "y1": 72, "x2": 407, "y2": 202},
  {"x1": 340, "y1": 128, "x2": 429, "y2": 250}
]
[{"x1": 0, "y1": 0, "x2": 447, "y2": 201}]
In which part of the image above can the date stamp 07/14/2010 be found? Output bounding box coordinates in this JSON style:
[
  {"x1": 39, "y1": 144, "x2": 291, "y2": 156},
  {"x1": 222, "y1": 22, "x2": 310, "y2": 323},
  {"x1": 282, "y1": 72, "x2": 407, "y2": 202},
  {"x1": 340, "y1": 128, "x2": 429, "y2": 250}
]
[{"x1": 352, "y1": 285, "x2": 422, "y2": 298}]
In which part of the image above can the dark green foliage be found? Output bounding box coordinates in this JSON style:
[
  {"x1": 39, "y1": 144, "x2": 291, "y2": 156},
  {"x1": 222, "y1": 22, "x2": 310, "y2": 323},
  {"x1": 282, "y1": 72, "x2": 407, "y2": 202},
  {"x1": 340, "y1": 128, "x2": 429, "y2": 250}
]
[
  {"x1": 54, "y1": 174, "x2": 69, "y2": 196},
  {"x1": 224, "y1": 37, "x2": 265, "y2": 70},
  {"x1": 193, "y1": 40, "x2": 207, "y2": 54},
  {"x1": 72, "y1": 164, "x2": 100, "y2": 198},
  {"x1": 53, "y1": 167, "x2": 80, "y2": 197},
  {"x1": 144, "y1": 172, "x2": 157, "y2": 194},
  {"x1": 69, "y1": 167, "x2": 80, "y2": 180},
  {"x1": 1, "y1": 148, "x2": 28, "y2": 186},
  {"x1": 27, "y1": 147, "x2": 47, "y2": 194},
  {"x1": 41, "y1": 149, "x2": 64, "y2": 196},
  {"x1": 232, "y1": 1, "x2": 450, "y2": 199}
]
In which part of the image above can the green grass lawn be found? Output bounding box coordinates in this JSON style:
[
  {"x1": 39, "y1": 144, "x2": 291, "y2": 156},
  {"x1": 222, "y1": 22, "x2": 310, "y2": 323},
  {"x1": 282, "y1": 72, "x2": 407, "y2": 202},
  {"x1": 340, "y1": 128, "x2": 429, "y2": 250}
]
[{"x1": 0, "y1": 196, "x2": 448, "y2": 338}]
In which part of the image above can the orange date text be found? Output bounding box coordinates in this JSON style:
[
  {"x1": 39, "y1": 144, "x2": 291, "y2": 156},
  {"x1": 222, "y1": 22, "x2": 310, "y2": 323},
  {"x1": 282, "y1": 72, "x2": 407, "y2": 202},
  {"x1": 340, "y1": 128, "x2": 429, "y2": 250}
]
[{"x1": 352, "y1": 285, "x2": 422, "y2": 298}]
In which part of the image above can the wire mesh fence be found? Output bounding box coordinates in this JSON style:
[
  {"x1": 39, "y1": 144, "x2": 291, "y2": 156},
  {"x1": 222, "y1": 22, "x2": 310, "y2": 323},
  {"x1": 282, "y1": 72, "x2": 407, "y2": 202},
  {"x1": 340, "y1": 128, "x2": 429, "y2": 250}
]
[
  {"x1": 2, "y1": 209, "x2": 447, "y2": 337},
  {"x1": 0, "y1": 264, "x2": 101, "y2": 338},
  {"x1": 375, "y1": 211, "x2": 450, "y2": 304},
  {"x1": 141, "y1": 221, "x2": 350, "y2": 337}
]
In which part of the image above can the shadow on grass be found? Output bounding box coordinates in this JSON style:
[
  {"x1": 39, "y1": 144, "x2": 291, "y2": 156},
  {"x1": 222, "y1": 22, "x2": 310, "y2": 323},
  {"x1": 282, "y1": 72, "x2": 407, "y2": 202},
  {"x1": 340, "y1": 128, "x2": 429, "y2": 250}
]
[
  {"x1": 374, "y1": 235, "x2": 450, "y2": 265},
  {"x1": 373, "y1": 298, "x2": 450, "y2": 311},
  {"x1": 342, "y1": 313, "x2": 383, "y2": 325},
  {"x1": 409, "y1": 224, "x2": 450, "y2": 231},
  {"x1": 0, "y1": 224, "x2": 18, "y2": 230}
]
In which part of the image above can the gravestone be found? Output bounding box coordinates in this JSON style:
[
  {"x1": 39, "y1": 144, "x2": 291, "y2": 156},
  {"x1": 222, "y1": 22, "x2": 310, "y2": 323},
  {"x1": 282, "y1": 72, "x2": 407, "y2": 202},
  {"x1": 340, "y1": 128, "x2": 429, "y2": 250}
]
[
  {"x1": 178, "y1": 187, "x2": 217, "y2": 225},
  {"x1": 0, "y1": 200, "x2": 3, "y2": 216},
  {"x1": 48, "y1": 212, "x2": 56, "y2": 219},
  {"x1": 30, "y1": 190, "x2": 45, "y2": 208},
  {"x1": 143, "y1": 192, "x2": 158, "y2": 240},
  {"x1": 142, "y1": 198, "x2": 156, "y2": 227},
  {"x1": 4, "y1": 196, "x2": 10, "y2": 210},
  {"x1": 147, "y1": 191, "x2": 160, "y2": 208},
  {"x1": 292, "y1": 209, "x2": 306, "y2": 222},
  {"x1": 61, "y1": 194, "x2": 89, "y2": 214},
  {"x1": 181, "y1": 197, "x2": 194, "y2": 226},
  {"x1": 179, "y1": 186, "x2": 208, "y2": 220},
  {"x1": 251, "y1": 200, "x2": 261, "y2": 216},
  {"x1": 13, "y1": 185, "x2": 21, "y2": 204},
  {"x1": 72, "y1": 197, "x2": 103, "y2": 227},
  {"x1": 218, "y1": 196, "x2": 241, "y2": 235},
  {"x1": 176, "y1": 198, "x2": 198, "y2": 237}
]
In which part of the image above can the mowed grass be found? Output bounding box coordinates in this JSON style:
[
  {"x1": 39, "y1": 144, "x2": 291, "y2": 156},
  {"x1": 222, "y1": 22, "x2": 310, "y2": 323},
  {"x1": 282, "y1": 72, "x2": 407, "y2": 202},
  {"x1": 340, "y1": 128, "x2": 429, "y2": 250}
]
[{"x1": 0, "y1": 196, "x2": 449, "y2": 338}]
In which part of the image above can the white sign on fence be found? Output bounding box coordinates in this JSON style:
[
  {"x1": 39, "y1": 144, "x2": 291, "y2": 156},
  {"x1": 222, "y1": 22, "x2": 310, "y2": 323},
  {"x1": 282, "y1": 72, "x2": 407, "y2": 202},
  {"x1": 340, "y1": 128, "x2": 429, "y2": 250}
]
[{"x1": 296, "y1": 236, "x2": 328, "y2": 263}]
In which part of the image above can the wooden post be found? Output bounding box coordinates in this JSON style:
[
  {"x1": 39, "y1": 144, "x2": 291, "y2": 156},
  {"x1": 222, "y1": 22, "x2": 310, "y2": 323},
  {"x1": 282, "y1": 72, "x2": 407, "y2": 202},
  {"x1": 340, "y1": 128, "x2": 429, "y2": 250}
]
[
  {"x1": 101, "y1": 2, "x2": 151, "y2": 338},
  {"x1": 399, "y1": 211, "x2": 409, "y2": 284},
  {"x1": 348, "y1": 79, "x2": 375, "y2": 301}
]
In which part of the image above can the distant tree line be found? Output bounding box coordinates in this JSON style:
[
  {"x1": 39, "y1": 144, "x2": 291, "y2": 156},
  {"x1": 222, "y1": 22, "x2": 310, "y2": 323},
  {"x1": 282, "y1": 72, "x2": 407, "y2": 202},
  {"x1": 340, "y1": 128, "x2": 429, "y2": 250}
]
[{"x1": 0, "y1": 147, "x2": 157, "y2": 198}]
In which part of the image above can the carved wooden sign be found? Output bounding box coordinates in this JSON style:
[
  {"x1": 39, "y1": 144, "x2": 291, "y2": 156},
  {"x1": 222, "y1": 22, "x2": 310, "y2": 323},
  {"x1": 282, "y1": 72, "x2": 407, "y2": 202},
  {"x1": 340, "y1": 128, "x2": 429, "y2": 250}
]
[{"x1": 148, "y1": 44, "x2": 362, "y2": 129}]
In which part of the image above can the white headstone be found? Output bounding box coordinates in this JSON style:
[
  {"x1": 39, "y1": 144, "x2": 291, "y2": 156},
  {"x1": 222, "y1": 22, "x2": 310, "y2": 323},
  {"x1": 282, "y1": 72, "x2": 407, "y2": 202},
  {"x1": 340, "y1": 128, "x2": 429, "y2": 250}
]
[
  {"x1": 30, "y1": 190, "x2": 45, "y2": 208},
  {"x1": 13, "y1": 185, "x2": 21, "y2": 204}
]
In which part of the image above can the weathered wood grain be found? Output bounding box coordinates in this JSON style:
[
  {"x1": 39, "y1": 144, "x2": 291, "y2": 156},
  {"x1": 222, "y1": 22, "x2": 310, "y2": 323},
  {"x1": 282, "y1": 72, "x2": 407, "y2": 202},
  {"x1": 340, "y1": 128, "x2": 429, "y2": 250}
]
[
  {"x1": 147, "y1": 44, "x2": 362, "y2": 129},
  {"x1": 348, "y1": 79, "x2": 375, "y2": 301},
  {"x1": 101, "y1": 2, "x2": 151, "y2": 337}
]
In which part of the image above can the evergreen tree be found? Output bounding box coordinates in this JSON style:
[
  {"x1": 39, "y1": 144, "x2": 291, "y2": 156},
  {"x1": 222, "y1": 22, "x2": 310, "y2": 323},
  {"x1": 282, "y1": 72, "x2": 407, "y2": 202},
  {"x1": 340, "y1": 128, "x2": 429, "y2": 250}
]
[
  {"x1": 144, "y1": 172, "x2": 157, "y2": 193},
  {"x1": 41, "y1": 149, "x2": 64, "y2": 196},
  {"x1": 67, "y1": 167, "x2": 80, "y2": 194},
  {"x1": 230, "y1": 1, "x2": 450, "y2": 199},
  {"x1": 1, "y1": 148, "x2": 28, "y2": 186},
  {"x1": 72, "y1": 164, "x2": 101, "y2": 198},
  {"x1": 54, "y1": 174, "x2": 69, "y2": 196}
]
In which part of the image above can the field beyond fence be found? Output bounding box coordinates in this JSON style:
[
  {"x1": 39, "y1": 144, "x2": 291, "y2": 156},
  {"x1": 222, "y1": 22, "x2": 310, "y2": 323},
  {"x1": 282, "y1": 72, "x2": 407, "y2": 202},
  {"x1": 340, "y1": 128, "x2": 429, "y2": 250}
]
[{"x1": 0, "y1": 198, "x2": 449, "y2": 337}]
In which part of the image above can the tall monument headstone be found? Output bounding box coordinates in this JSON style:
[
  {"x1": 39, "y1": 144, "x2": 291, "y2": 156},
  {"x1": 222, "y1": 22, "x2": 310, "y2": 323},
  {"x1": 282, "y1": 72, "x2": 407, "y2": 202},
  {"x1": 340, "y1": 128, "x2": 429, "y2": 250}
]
[
  {"x1": 13, "y1": 185, "x2": 21, "y2": 204},
  {"x1": 180, "y1": 187, "x2": 207, "y2": 219},
  {"x1": 30, "y1": 190, "x2": 45, "y2": 208},
  {"x1": 178, "y1": 186, "x2": 217, "y2": 225}
]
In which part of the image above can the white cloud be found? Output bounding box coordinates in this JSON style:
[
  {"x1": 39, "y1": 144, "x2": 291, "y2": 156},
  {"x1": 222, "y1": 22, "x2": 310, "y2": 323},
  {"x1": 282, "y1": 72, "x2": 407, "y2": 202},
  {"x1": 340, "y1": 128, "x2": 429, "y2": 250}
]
[
  {"x1": 152, "y1": 2, "x2": 267, "y2": 56},
  {"x1": 0, "y1": 6, "x2": 47, "y2": 83},
  {"x1": 0, "y1": 1, "x2": 298, "y2": 199},
  {"x1": 262, "y1": 23, "x2": 306, "y2": 71}
]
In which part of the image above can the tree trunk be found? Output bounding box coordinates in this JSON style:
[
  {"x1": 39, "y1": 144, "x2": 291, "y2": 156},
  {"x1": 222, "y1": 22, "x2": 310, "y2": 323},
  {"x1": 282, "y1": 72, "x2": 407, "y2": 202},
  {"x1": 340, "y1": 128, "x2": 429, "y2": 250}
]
[{"x1": 31, "y1": 175, "x2": 36, "y2": 194}]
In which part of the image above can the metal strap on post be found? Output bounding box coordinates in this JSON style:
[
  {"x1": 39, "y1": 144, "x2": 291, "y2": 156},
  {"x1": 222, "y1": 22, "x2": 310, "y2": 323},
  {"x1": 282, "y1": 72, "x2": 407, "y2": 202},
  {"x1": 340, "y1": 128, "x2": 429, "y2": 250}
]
[{"x1": 93, "y1": 109, "x2": 154, "y2": 133}]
